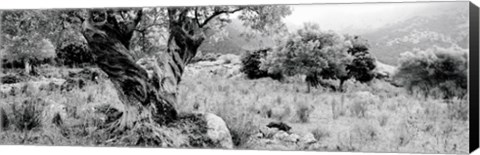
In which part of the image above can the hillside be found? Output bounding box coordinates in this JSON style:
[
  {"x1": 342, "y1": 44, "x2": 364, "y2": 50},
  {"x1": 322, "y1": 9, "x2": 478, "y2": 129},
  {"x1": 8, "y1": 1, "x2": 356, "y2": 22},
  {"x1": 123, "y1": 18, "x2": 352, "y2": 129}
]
[
  {"x1": 199, "y1": 19, "x2": 275, "y2": 55},
  {"x1": 362, "y1": 5, "x2": 469, "y2": 65}
]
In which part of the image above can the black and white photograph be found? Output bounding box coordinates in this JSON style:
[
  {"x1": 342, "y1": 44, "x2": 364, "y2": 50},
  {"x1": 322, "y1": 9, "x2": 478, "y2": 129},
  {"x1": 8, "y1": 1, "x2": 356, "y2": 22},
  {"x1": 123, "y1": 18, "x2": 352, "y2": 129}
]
[{"x1": 0, "y1": 1, "x2": 476, "y2": 154}]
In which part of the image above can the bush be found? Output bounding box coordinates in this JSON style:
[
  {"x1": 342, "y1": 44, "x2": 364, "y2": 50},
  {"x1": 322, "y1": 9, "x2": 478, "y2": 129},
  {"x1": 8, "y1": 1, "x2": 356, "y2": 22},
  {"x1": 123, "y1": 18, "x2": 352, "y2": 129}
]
[
  {"x1": 0, "y1": 108, "x2": 9, "y2": 131},
  {"x1": 394, "y1": 46, "x2": 468, "y2": 99},
  {"x1": 10, "y1": 99, "x2": 44, "y2": 131},
  {"x1": 311, "y1": 128, "x2": 330, "y2": 141},
  {"x1": 240, "y1": 48, "x2": 283, "y2": 80},
  {"x1": 1, "y1": 74, "x2": 22, "y2": 84},
  {"x1": 295, "y1": 102, "x2": 314, "y2": 123},
  {"x1": 56, "y1": 43, "x2": 94, "y2": 67},
  {"x1": 260, "y1": 24, "x2": 376, "y2": 92}
]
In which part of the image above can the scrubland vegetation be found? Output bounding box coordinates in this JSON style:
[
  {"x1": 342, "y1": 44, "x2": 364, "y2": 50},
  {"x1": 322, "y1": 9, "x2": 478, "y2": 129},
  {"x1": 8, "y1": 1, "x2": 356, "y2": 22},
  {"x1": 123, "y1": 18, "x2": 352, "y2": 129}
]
[
  {"x1": 0, "y1": 4, "x2": 470, "y2": 154},
  {"x1": 0, "y1": 63, "x2": 468, "y2": 153}
]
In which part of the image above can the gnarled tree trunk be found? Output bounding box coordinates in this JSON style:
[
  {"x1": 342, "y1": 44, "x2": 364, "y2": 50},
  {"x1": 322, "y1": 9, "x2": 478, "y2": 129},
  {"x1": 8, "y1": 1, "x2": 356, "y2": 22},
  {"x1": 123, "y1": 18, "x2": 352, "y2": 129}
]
[
  {"x1": 81, "y1": 9, "x2": 180, "y2": 125},
  {"x1": 81, "y1": 8, "x2": 212, "y2": 127}
]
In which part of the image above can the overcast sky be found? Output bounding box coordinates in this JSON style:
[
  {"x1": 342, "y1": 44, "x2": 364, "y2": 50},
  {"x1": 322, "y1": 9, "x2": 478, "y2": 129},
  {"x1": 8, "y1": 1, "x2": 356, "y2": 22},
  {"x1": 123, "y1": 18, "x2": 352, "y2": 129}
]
[{"x1": 283, "y1": 1, "x2": 468, "y2": 34}]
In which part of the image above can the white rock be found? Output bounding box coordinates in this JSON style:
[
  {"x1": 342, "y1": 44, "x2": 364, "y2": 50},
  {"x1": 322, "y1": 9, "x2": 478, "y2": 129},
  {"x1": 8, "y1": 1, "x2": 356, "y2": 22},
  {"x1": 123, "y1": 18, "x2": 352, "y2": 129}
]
[
  {"x1": 204, "y1": 113, "x2": 234, "y2": 149},
  {"x1": 300, "y1": 133, "x2": 317, "y2": 144},
  {"x1": 273, "y1": 131, "x2": 289, "y2": 140},
  {"x1": 286, "y1": 134, "x2": 300, "y2": 143}
]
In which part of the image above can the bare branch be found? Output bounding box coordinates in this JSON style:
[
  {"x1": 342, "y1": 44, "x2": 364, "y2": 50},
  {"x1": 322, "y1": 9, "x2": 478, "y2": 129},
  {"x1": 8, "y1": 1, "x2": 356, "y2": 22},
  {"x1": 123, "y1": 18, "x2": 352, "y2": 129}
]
[
  {"x1": 194, "y1": 8, "x2": 201, "y2": 27},
  {"x1": 199, "y1": 7, "x2": 244, "y2": 28}
]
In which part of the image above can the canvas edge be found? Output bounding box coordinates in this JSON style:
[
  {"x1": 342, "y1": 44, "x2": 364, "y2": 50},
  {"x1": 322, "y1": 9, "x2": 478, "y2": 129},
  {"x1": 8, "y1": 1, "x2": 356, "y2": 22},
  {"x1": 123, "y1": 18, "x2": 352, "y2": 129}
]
[{"x1": 469, "y1": 1, "x2": 480, "y2": 154}]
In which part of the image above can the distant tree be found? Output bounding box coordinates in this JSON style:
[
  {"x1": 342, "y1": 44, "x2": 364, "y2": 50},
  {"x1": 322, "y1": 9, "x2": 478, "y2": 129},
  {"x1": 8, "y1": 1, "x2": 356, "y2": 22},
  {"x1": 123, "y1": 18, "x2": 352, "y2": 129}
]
[
  {"x1": 1, "y1": 10, "x2": 61, "y2": 74},
  {"x1": 394, "y1": 46, "x2": 468, "y2": 99},
  {"x1": 261, "y1": 23, "x2": 376, "y2": 92},
  {"x1": 3, "y1": 37, "x2": 55, "y2": 75},
  {"x1": 345, "y1": 36, "x2": 376, "y2": 83},
  {"x1": 240, "y1": 48, "x2": 283, "y2": 80}
]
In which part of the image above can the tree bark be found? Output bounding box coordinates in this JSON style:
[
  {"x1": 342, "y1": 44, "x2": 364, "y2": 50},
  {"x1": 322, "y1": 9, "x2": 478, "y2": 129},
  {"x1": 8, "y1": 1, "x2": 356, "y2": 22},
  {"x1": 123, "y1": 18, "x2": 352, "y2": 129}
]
[
  {"x1": 24, "y1": 59, "x2": 31, "y2": 75},
  {"x1": 81, "y1": 9, "x2": 178, "y2": 125},
  {"x1": 339, "y1": 79, "x2": 346, "y2": 92}
]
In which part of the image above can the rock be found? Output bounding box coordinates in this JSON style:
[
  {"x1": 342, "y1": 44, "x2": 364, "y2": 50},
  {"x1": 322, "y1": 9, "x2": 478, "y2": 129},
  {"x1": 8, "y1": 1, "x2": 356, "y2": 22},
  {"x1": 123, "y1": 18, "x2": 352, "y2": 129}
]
[
  {"x1": 300, "y1": 133, "x2": 317, "y2": 144},
  {"x1": 260, "y1": 126, "x2": 279, "y2": 137},
  {"x1": 374, "y1": 61, "x2": 396, "y2": 78},
  {"x1": 286, "y1": 134, "x2": 300, "y2": 143},
  {"x1": 218, "y1": 54, "x2": 241, "y2": 64},
  {"x1": 253, "y1": 133, "x2": 264, "y2": 138},
  {"x1": 259, "y1": 126, "x2": 279, "y2": 138},
  {"x1": 267, "y1": 122, "x2": 292, "y2": 132},
  {"x1": 273, "y1": 131, "x2": 289, "y2": 140},
  {"x1": 204, "y1": 113, "x2": 234, "y2": 149}
]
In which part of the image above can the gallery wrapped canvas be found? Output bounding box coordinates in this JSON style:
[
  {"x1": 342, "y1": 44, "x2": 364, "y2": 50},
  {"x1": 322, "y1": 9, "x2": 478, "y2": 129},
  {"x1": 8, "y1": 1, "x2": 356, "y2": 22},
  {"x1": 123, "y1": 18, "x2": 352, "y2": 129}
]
[{"x1": 0, "y1": 1, "x2": 478, "y2": 154}]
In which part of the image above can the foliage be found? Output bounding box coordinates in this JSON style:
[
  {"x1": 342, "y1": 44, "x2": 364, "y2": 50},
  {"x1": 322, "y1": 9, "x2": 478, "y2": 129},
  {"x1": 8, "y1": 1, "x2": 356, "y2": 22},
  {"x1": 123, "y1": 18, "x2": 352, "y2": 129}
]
[
  {"x1": 311, "y1": 127, "x2": 330, "y2": 141},
  {"x1": 261, "y1": 23, "x2": 376, "y2": 92},
  {"x1": 295, "y1": 102, "x2": 314, "y2": 123},
  {"x1": 240, "y1": 48, "x2": 283, "y2": 80},
  {"x1": 1, "y1": 10, "x2": 61, "y2": 73},
  {"x1": 3, "y1": 37, "x2": 56, "y2": 65},
  {"x1": 1, "y1": 74, "x2": 23, "y2": 84},
  {"x1": 346, "y1": 36, "x2": 376, "y2": 83},
  {"x1": 56, "y1": 43, "x2": 93, "y2": 67},
  {"x1": 10, "y1": 99, "x2": 44, "y2": 131},
  {"x1": 130, "y1": 8, "x2": 169, "y2": 60},
  {"x1": 394, "y1": 46, "x2": 468, "y2": 99}
]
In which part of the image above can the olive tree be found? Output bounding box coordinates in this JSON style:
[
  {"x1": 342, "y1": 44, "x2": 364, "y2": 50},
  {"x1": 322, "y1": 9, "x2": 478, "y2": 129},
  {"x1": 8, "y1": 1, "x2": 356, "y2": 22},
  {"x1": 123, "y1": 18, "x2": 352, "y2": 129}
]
[
  {"x1": 394, "y1": 46, "x2": 468, "y2": 99},
  {"x1": 1, "y1": 10, "x2": 59, "y2": 74},
  {"x1": 76, "y1": 6, "x2": 291, "y2": 126},
  {"x1": 261, "y1": 23, "x2": 376, "y2": 92}
]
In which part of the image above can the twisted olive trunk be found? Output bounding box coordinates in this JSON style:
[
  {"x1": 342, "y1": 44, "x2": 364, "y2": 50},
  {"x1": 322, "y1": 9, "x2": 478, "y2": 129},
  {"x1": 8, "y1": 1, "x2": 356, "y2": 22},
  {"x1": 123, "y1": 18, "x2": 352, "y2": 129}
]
[{"x1": 81, "y1": 9, "x2": 178, "y2": 125}]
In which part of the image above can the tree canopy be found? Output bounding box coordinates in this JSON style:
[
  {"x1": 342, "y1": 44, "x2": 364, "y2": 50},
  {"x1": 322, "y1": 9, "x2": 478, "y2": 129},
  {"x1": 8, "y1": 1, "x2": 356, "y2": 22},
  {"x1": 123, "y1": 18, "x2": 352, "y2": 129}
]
[
  {"x1": 261, "y1": 23, "x2": 376, "y2": 92},
  {"x1": 394, "y1": 46, "x2": 468, "y2": 99}
]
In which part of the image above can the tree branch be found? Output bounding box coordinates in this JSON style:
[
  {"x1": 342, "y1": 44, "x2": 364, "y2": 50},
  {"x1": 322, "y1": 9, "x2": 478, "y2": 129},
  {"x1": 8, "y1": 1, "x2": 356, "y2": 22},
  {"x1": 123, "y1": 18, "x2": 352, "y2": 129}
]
[
  {"x1": 194, "y1": 8, "x2": 201, "y2": 27},
  {"x1": 199, "y1": 7, "x2": 244, "y2": 28}
]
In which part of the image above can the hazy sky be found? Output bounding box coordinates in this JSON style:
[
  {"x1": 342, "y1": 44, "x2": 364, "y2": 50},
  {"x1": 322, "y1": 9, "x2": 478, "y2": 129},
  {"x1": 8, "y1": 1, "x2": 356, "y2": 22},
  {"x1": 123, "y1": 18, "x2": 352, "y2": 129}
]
[{"x1": 283, "y1": 1, "x2": 468, "y2": 34}]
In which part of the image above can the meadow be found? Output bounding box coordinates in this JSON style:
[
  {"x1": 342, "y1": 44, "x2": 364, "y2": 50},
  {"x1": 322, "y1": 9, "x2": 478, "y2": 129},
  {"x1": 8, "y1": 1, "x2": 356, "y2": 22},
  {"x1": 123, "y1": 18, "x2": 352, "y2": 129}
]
[{"x1": 0, "y1": 63, "x2": 469, "y2": 154}]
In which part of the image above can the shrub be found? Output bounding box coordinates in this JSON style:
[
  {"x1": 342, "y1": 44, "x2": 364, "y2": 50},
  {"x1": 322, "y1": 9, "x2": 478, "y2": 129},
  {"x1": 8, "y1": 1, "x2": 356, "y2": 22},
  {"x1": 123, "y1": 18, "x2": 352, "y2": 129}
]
[
  {"x1": 447, "y1": 97, "x2": 469, "y2": 121},
  {"x1": 311, "y1": 128, "x2": 330, "y2": 141},
  {"x1": 331, "y1": 96, "x2": 346, "y2": 119},
  {"x1": 260, "y1": 24, "x2": 376, "y2": 92},
  {"x1": 0, "y1": 108, "x2": 9, "y2": 131},
  {"x1": 295, "y1": 102, "x2": 314, "y2": 123},
  {"x1": 351, "y1": 121, "x2": 379, "y2": 143},
  {"x1": 394, "y1": 46, "x2": 468, "y2": 99},
  {"x1": 1, "y1": 74, "x2": 22, "y2": 84},
  {"x1": 10, "y1": 99, "x2": 44, "y2": 131},
  {"x1": 3, "y1": 37, "x2": 56, "y2": 75},
  {"x1": 240, "y1": 48, "x2": 283, "y2": 80},
  {"x1": 56, "y1": 43, "x2": 94, "y2": 67},
  {"x1": 349, "y1": 100, "x2": 367, "y2": 118}
]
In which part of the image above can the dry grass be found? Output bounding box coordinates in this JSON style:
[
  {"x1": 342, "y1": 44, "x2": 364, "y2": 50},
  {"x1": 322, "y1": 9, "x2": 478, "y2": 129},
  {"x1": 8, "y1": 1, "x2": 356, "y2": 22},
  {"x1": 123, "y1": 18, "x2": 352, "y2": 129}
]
[{"x1": 0, "y1": 66, "x2": 470, "y2": 154}]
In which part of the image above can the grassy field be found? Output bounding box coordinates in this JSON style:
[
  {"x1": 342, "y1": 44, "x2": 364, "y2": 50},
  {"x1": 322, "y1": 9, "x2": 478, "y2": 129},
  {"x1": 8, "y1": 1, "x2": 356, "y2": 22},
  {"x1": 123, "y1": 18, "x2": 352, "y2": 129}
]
[{"x1": 0, "y1": 66, "x2": 469, "y2": 154}]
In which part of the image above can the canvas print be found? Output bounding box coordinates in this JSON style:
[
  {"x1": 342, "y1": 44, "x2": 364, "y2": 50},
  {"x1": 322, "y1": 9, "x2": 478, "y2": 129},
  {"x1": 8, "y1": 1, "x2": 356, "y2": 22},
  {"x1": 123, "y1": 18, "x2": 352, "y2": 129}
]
[{"x1": 0, "y1": 1, "x2": 474, "y2": 154}]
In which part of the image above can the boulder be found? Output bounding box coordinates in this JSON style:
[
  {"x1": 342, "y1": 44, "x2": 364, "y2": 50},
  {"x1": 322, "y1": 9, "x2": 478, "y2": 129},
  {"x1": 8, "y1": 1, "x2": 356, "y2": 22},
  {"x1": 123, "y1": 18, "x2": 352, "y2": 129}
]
[
  {"x1": 374, "y1": 61, "x2": 396, "y2": 79},
  {"x1": 259, "y1": 126, "x2": 280, "y2": 138},
  {"x1": 203, "y1": 113, "x2": 234, "y2": 149},
  {"x1": 300, "y1": 133, "x2": 317, "y2": 144},
  {"x1": 286, "y1": 133, "x2": 300, "y2": 143},
  {"x1": 273, "y1": 131, "x2": 289, "y2": 140}
]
